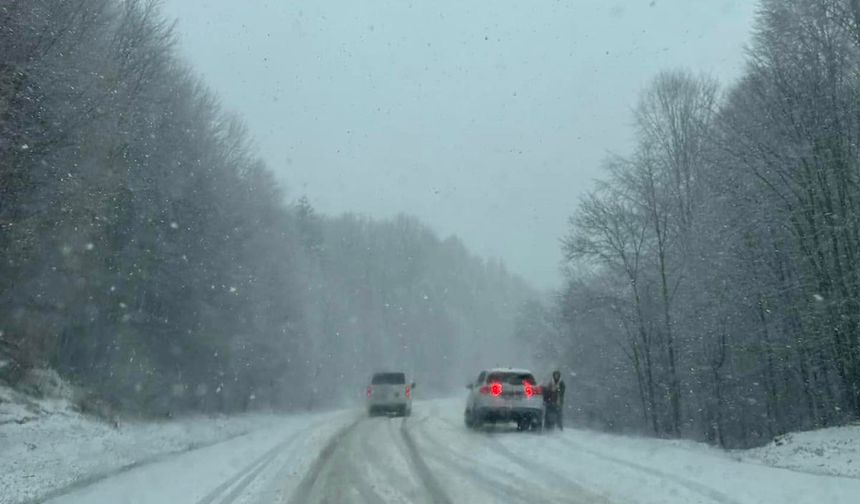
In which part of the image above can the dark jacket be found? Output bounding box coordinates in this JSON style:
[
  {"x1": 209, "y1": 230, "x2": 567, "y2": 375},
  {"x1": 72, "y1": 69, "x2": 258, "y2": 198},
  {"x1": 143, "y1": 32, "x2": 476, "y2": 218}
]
[{"x1": 543, "y1": 378, "x2": 566, "y2": 406}]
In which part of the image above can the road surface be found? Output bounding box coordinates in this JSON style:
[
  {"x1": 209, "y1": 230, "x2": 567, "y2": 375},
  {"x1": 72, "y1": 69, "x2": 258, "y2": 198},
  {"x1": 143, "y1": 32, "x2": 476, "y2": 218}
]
[{"x1": 48, "y1": 399, "x2": 860, "y2": 504}]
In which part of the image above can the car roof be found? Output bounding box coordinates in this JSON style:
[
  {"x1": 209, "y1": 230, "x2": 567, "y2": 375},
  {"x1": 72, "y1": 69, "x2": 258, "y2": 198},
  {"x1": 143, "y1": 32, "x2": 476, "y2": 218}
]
[
  {"x1": 485, "y1": 367, "x2": 534, "y2": 375},
  {"x1": 371, "y1": 371, "x2": 406, "y2": 378}
]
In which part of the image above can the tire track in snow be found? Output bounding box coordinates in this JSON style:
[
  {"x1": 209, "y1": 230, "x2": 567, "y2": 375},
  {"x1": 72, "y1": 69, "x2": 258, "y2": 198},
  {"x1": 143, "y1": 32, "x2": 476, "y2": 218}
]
[
  {"x1": 421, "y1": 451, "x2": 534, "y2": 503},
  {"x1": 553, "y1": 436, "x2": 744, "y2": 504},
  {"x1": 285, "y1": 417, "x2": 419, "y2": 504},
  {"x1": 399, "y1": 418, "x2": 454, "y2": 504},
  {"x1": 413, "y1": 420, "x2": 585, "y2": 504},
  {"x1": 36, "y1": 428, "x2": 258, "y2": 504},
  {"x1": 360, "y1": 418, "x2": 427, "y2": 502},
  {"x1": 326, "y1": 420, "x2": 389, "y2": 504},
  {"x1": 421, "y1": 414, "x2": 741, "y2": 504},
  {"x1": 285, "y1": 418, "x2": 363, "y2": 504},
  {"x1": 194, "y1": 430, "x2": 298, "y2": 504},
  {"x1": 436, "y1": 416, "x2": 610, "y2": 502},
  {"x1": 196, "y1": 418, "x2": 334, "y2": 504},
  {"x1": 194, "y1": 443, "x2": 279, "y2": 504},
  {"x1": 422, "y1": 420, "x2": 600, "y2": 504},
  {"x1": 386, "y1": 416, "x2": 453, "y2": 503}
]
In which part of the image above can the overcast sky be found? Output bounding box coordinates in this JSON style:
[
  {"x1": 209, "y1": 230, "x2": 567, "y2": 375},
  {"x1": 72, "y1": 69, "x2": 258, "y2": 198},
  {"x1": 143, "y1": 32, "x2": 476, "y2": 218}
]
[{"x1": 162, "y1": 0, "x2": 757, "y2": 290}]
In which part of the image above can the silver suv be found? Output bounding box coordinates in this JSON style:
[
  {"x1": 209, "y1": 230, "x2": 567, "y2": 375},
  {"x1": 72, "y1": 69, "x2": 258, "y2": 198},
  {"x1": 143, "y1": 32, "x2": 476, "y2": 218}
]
[
  {"x1": 464, "y1": 368, "x2": 543, "y2": 431},
  {"x1": 367, "y1": 372, "x2": 414, "y2": 416}
]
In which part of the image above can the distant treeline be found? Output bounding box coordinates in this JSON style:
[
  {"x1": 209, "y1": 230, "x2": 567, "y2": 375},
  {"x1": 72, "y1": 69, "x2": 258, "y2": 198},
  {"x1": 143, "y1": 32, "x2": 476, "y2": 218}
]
[
  {"x1": 522, "y1": 0, "x2": 860, "y2": 448},
  {"x1": 0, "y1": 0, "x2": 531, "y2": 415}
]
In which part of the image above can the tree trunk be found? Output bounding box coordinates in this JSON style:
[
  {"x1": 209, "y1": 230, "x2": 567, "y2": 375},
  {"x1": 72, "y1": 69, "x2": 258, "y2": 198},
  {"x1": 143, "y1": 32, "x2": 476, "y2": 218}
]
[{"x1": 657, "y1": 227, "x2": 681, "y2": 435}]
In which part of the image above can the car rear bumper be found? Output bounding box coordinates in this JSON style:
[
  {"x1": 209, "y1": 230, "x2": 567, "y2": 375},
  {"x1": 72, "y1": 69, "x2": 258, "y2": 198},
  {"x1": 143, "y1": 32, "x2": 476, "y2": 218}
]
[
  {"x1": 475, "y1": 406, "x2": 542, "y2": 422},
  {"x1": 368, "y1": 400, "x2": 410, "y2": 409}
]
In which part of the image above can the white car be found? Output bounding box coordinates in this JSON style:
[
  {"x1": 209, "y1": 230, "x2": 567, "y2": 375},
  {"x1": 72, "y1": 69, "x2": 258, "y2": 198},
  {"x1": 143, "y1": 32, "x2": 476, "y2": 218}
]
[
  {"x1": 464, "y1": 368, "x2": 543, "y2": 431},
  {"x1": 367, "y1": 371, "x2": 414, "y2": 416}
]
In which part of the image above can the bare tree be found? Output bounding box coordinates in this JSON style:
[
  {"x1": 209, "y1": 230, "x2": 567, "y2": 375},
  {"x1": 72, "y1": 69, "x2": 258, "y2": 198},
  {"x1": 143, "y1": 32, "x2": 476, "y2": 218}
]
[{"x1": 564, "y1": 169, "x2": 660, "y2": 434}]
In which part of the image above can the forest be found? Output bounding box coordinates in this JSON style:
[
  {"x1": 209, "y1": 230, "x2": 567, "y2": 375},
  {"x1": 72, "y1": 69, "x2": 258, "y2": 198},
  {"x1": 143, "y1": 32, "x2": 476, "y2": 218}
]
[
  {"x1": 0, "y1": 0, "x2": 531, "y2": 415},
  {"x1": 525, "y1": 0, "x2": 860, "y2": 448},
  {"x1": 5, "y1": 0, "x2": 860, "y2": 452}
]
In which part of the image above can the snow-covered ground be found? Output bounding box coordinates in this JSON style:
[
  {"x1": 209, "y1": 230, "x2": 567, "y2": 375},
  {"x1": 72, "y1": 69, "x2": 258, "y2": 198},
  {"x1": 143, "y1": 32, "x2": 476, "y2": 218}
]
[
  {"x1": 0, "y1": 385, "x2": 346, "y2": 504},
  {"x1": 414, "y1": 399, "x2": 860, "y2": 504},
  {"x1": 740, "y1": 424, "x2": 860, "y2": 478},
  {"x1": 3, "y1": 391, "x2": 860, "y2": 504}
]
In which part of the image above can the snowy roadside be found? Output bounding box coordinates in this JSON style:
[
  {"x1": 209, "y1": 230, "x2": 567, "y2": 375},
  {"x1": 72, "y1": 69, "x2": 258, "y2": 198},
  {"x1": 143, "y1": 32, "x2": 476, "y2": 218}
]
[
  {"x1": 5, "y1": 388, "x2": 860, "y2": 504},
  {"x1": 739, "y1": 424, "x2": 860, "y2": 479},
  {"x1": 0, "y1": 385, "x2": 299, "y2": 504},
  {"x1": 422, "y1": 398, "x2": 860, "y2": 504}
]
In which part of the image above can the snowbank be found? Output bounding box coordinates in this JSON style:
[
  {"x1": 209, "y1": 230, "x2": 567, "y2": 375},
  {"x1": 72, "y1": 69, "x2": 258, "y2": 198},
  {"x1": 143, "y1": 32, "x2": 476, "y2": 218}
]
[
  {"x1": 740, "y1": 424, "x2": 860, "y2": 479},
  {"x1": 0, "y1": 384, "x2": 284, "y2": 504}
]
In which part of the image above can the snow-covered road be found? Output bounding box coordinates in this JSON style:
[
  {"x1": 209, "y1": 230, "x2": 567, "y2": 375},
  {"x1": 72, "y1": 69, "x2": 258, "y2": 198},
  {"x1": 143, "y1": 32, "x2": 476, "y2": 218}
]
[{"x1": 44, "y1": 399, "x2": 860, "y2": 504}]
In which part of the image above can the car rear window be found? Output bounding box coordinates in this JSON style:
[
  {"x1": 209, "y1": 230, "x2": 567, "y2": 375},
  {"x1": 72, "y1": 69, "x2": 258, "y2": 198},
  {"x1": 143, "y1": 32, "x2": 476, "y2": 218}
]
[
  {"x1": 371, "y1": 372, "x2": 406, "y2": 385},
  {"x1": 487, "y1": 372, "x2": 536, "y2": 385}
]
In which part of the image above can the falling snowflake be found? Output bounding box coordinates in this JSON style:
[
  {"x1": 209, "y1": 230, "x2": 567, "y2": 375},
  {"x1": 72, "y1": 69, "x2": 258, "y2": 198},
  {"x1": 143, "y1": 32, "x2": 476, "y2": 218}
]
[
  {"x1": 85, "y1": 243, "x2": 94, "y2": 251},
  {"x1": 170, "y1": 222, "x2": 179, "y2": 229},
  {"x1": 229, "y1": 286, "x2": 237, "y2": 293}
]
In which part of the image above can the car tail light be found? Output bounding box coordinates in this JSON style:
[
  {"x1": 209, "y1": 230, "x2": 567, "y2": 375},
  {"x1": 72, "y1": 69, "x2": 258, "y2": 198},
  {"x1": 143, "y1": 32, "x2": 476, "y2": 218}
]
[
  {"x1": 524, "y1": 383, "x2": 534, "y2": 398},
  {"x1": 405, "y1": 385, "x2": 411, "y2": 398},
  {"x1": 479, "y1": 382, "x2": 503, "y2": 396},
  {"x1": 366, "y1": 386, "x2": 372, "y2": 397}
]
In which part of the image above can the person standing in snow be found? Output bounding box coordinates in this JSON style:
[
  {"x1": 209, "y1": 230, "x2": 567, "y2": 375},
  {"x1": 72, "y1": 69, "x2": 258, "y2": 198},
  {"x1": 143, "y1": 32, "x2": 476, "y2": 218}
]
[{"x1": 543, "y1": 369, "x2": 566, "y2": 430}]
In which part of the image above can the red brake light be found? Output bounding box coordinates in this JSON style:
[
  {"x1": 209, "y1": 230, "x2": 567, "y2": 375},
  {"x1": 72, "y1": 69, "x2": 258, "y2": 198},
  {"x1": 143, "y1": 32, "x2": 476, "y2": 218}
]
[
  {"x1": 405, "y1": 385, "x2": 411, "y2": 398},
  {"x1": 479, "y1": 382, "x2": 503, "y2": 396},
  {"x1": 366, "y1": 386, "x2": 372, "y2": 397},
  {"x1": 524, "y1": 383, "x2": 534, "y2": 398}
]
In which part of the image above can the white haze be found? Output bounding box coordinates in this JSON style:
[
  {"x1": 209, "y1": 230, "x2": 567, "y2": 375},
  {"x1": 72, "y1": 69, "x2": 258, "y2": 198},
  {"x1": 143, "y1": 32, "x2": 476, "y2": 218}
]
[{"x1": 161, "y1": 0, "x2": 756, "y2": 289}]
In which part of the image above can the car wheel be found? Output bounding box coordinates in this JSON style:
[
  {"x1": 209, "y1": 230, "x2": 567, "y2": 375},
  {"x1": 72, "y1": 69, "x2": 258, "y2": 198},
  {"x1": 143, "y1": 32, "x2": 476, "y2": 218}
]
[
  {"x1": 471, "y1": 410, "x2": 483, "y2": 429},
  {"x1": 516, "y1": 418, "x2": 529, "y2": 432}
]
